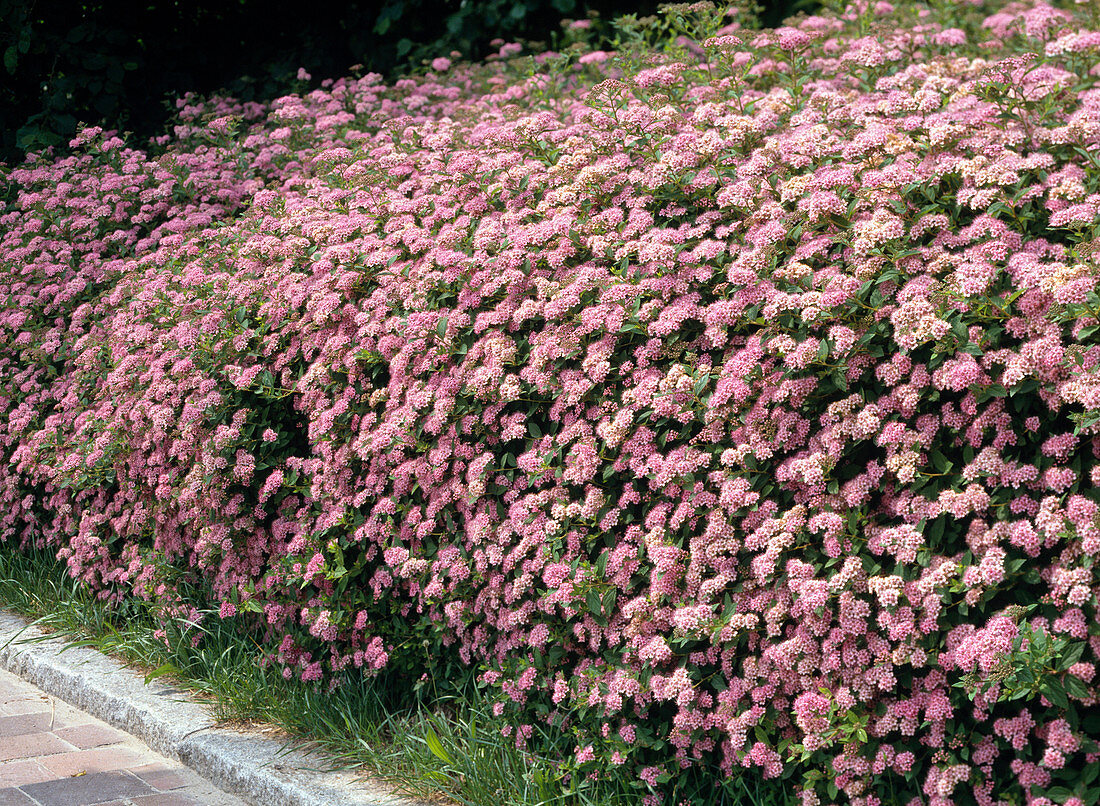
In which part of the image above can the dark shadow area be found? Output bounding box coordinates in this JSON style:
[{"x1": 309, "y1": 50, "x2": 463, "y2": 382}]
[{"x1": 1, "y1": 0, "x2": 816, "y2": 164}]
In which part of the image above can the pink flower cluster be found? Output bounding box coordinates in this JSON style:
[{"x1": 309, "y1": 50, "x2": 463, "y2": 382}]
[{"x1": 4, "y1": 0, "x2": 1100, "y2": 803}]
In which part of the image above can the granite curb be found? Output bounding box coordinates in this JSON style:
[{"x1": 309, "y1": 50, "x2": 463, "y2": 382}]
[{"x1": 0, "y1": 611, "x2": 434, "y2": 806}]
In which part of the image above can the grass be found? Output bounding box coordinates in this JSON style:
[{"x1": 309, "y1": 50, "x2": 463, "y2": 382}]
[{"x1": 0, "y1": 544, "x2": 795, "y2": 806}]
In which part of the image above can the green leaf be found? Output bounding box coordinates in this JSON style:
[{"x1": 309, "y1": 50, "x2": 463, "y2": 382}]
[
  {"x1": 1064, "y1": 674, "x2": 1090, "y2": 700},
  {"x1": 1042, "y1": 679, "x2": 1069, "y2": 710},
  {"x1": 930, "y1": 450, "x2": 950, "y2": 473},
  {"x1": 926, "y1": 517, "x2": 946, "y2": 545},
  {"x1": 1059, "y1": 642, "x2": 1086, "y2": 671},
  {"x1": 1034, "y1": 629, "x2": 1050, "y2": 652},
  {"x1": 3, "y1": 46, "x2": 16, "y2": 75},
  {"x1": 436, "y1": 315, "x2": 448, "y2": 337},
  {"x1": 1084, "y1": 763, "x2": 1100, "y2": 786},
  {"x1": 424, "y1": 726, "x2": 453, "y2": 765},
  {"x1": 601, "y1": 588, "x2": 617, "y2": 616},
  {"x1": 143, "y1": 663, "x2": 180, "y2": 686}
]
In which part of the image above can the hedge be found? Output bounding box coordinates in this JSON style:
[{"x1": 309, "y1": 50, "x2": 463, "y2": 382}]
[{"x1": 3, "y1": 1, "x2": 1100, "y2": 803}]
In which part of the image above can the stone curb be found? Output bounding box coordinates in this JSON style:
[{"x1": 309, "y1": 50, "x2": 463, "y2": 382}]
[{"x1": 0, "y1": 610, "x2": 433, "y2": 806}]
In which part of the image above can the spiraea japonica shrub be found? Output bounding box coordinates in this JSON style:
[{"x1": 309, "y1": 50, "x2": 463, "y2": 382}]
[{"x1": 5, "y1": 1, "x2": 1100, "y2": 803}]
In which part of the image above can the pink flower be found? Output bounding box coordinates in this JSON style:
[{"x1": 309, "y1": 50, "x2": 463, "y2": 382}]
[
  {"x1": 258, "y1": 469, "x2": 284, "y2": 503},
  {"x1": 793, "y1": 692, "x2": 831, "y2": 736}
]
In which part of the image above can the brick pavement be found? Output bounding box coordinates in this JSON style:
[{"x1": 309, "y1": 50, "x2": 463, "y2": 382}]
[{"x1": 0, "y1": 667, "x2": 245, "y2": 806}]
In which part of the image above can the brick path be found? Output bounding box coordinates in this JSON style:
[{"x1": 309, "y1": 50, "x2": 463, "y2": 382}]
[{"x1": 0, "y1": 667, "x2": 245, "y2": 806}]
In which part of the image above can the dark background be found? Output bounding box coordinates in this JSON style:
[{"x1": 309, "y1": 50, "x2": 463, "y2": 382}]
[{"x1": 1, "y1": 0, "x2": 815, "y2": 165}]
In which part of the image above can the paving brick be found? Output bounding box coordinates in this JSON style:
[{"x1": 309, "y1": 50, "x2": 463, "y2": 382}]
[
  {"x1": 122, "y1": 793, "x2": 206, "y2": 805},
  {"x1": 54, "y1": 724, "x2": 128, "y2": 750},
  {"x1": 0, "y1": 649, "x2": 247, "y2": 805},
  {"x1": 131, "y1": 764, "x2": 198, "y2": 791},
  {"x1": 0, "y1": 788, "x2": 36, "y2": 805},
  {"x1": 0, "y1": 713, "x2": 55, "y2": 738},
  {"x1": 0, "y1": 732, "x2": 73, "y2": 762},
  {"x1": 0, "y1": 697, "x2": 53, "y2": 717},
  {"x1": 0, "y1": 759, "x2": 54, "y2": 787},
  {"x1": 21, "y1": 770, "x2": 154, "y2": 806},
  {"x1": 39, "y1": 745, "x2": 151, "y2": 777},
  {"x1": 0, "y1": 697, "x2": 81, "y2": 726}
]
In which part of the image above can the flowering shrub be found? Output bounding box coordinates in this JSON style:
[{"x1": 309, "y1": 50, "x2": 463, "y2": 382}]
[{"x1": 5, "y1": 0, "x2": 1100, "y2": 803}]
